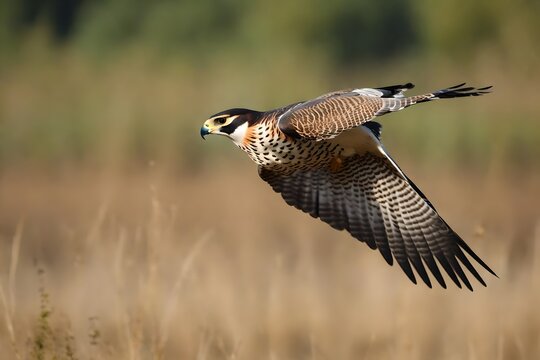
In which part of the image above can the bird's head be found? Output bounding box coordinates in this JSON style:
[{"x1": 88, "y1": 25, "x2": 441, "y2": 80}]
[{"x1": 200, "y1": 108, "x2": 261, "y2": 144}]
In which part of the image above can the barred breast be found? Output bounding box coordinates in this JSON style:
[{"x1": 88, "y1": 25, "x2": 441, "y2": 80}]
[{"x1": 237, "y1": 120, "x2": 344, "y2": 172}]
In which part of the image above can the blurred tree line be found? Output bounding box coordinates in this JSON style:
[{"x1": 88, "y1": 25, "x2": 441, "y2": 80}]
[
  {"x1": 1, "y1": 0, "x2": 539, "y2": 171},
  {"x1": 1, "y1": 0, "x2": 538, "y2": 67}
]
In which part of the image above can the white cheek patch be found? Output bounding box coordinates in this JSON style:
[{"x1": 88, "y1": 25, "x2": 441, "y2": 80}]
[{"x1": 228, "y1": 122, "x2": 249, "y2": 144}]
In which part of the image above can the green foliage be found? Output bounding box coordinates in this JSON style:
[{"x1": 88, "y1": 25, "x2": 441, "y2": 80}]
[
  {"x1": 307, "y1": 0, "x2": 419, "y2": 64},
  {"x1": 0, "y1": 0, "x2": 539, "y2": 171},
  {"x1": 1, "y1": 0, "x2": 538, "y2": 72},
  {"x1": 27, "y1": 268, "x2": 81, "y2": 360},
  {"x1": 1, "y1": 0, "x2": 535, "y2": 64}
]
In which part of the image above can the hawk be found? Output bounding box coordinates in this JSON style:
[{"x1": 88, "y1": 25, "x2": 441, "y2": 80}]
[{"x1": 200, "y1": 83, "x2": 496, "y2": 290}]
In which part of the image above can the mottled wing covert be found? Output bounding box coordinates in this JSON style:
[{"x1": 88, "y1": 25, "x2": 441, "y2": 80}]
[
  {"x1": 277, "y1": 83, "x2": 491, "y2": 140},
  {"x1": 277, "y1": 91, "x2": 387, "y2": 140}
]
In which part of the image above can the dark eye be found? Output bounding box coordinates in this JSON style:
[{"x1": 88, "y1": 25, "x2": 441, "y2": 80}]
[{"x1": 215, "y1": 117, "x2": 227, "y2": 125}]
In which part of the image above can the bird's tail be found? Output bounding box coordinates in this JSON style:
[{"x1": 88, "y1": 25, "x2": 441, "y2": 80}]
[
  {"x1": 412, "y1": 83, "x2": 492, "y2": 103},
  {"x1": 376, "y1": 83, "x2": 492, "y2": 116}
]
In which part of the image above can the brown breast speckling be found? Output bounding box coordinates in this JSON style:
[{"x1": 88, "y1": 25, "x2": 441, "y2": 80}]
[{"x1": 237, "y1": 115, "x2": 344, "y2": 173}]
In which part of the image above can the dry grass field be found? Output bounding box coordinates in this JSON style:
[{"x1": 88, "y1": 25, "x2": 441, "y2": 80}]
[
  {"x1": 1, "y1": 38, "x2": 540, "y2": 358},
  {"x1": 1, "y1": 163, "x2": 539, "y2": 359}
]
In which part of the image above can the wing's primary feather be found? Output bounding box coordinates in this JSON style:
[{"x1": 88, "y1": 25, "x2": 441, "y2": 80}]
[
  {"x1": 258, "y1": 134, "x2": 495, "y2": 290},
  {"x1": 277, "y1": 83, "x2": 491, "y2": 140}
]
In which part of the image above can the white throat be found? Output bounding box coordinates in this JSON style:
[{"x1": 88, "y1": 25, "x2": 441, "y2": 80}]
[{"x1": 228, "y1": 122, "x2": 249, "y2": 144}]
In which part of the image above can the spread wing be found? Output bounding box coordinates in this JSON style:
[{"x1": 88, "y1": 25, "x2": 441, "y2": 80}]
[
  {"x1": 259, "y1": 125, "x2": 496, "y2": 289},
  {"x1": 277, "y1": 83, "x2": 491, "y2": 140}
]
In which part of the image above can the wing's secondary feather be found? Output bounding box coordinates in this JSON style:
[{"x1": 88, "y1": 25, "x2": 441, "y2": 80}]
[{"x1": 258, "y1": 147, "x2": 495, "y2": 290}]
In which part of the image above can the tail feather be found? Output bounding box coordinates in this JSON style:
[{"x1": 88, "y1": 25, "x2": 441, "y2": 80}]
[
  {"x1": 429, "y1": 83, "x2": 492, "y2": 100},
  {"x1": 377, "y1": 83, "x2": 492, "y2": 116}
]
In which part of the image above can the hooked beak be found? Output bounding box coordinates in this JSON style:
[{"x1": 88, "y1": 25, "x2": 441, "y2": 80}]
[{"x1": 200, "y1": 125, "x2": 211, "y2": 139}]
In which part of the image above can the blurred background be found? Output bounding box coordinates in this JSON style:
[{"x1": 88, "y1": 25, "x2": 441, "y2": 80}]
[{"x1": 0, "y1": 0, "x2": 539, "y2": 358}]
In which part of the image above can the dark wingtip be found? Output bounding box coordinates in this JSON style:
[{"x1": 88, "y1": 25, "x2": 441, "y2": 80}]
[
  {"x1": 447, "y1": 82, "x2": 467, "y2": 89},
  {"x1": 455, "y1": 236, "x2": 498, "y2": 278},
  {"x1": 374, "y1": 82, "x2": 415, "y2": 98},
  {"x1": 432, "y1": 83, "x2": 493, "y2": 99}
]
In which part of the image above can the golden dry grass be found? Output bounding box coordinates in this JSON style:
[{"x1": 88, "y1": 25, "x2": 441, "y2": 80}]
[
  {"x1": 1, "y1": 41, "x2": 540, "y2": 359},
  {"x1": 1, "y1": 163, "x2": 539, "y2": 359}
]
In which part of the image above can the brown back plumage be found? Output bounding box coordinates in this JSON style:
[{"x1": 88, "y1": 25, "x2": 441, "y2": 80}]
[{"x1": 278, "y1": 83, "x2": 491, "y2": 140}]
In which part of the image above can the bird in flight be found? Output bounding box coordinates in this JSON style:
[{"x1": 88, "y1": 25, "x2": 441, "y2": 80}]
[{"x1": 201, "y1": 83, "x2": 496, "y2": 290}]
